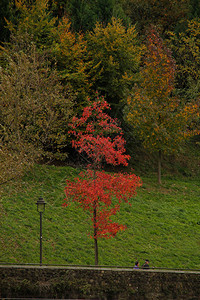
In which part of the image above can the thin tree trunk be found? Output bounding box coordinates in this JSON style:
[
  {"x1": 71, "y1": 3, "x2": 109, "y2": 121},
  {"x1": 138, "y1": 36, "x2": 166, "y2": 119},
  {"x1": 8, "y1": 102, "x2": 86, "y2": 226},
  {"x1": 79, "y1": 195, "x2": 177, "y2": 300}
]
[
  {"x1": 158, "y1": 150, "x2": 162, "y2": 184},
  {"x1": 94, "y1": 237, "x2": 98, "y2": 265},
  {"x1": 93, "y1": 168, "x2": 98, "y2": 265},
  {"x1": 93, "y1": 205, "x2": 98, "y2": 265}
]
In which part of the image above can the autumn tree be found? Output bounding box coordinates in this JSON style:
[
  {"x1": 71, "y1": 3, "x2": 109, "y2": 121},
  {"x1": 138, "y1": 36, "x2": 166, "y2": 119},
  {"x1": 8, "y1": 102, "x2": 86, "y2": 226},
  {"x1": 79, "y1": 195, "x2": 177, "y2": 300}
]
[
  {"x1": 126, "y1": 27, "x2": 199, "y2": 184},
  {"x1": 0, "y1": 37, "x2": 75, "y2": 184},
  {"x1": 64, "y1": 95, "x2": 141, "y2": 265},
  {"x1": 4, "y1": 1, "x2": 141, "y2": 117},
  {"x1": 3, "y1": 0, "x2": 90, "y2": 130}
]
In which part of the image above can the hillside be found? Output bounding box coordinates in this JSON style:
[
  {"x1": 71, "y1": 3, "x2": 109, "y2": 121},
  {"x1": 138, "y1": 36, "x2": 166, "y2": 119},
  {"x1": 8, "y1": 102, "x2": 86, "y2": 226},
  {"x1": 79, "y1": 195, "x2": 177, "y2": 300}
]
[{"x1": 0, "y1": 163, "x2": 200, "y2": 269}]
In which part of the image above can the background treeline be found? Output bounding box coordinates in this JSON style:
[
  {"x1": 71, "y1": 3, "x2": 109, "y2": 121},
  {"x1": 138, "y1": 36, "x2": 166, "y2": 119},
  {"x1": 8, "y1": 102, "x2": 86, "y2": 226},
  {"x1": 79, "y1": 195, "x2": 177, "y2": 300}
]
[{"x1": 0, "y1": 0, "x2": 200, "y2": 184}]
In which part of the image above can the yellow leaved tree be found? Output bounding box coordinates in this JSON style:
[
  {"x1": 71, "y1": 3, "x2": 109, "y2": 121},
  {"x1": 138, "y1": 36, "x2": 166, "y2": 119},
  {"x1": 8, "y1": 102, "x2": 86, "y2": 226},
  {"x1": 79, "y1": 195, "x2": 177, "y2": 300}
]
[{"x1": 126, "y1": 26, "x2": 199, "y2": 184}]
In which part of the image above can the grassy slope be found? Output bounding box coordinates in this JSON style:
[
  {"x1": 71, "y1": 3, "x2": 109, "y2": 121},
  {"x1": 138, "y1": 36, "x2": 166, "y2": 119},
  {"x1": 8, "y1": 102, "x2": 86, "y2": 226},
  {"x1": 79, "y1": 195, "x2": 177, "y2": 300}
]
[{"x1": 0, "y1": 164, "x2": 200, "y2": 269}]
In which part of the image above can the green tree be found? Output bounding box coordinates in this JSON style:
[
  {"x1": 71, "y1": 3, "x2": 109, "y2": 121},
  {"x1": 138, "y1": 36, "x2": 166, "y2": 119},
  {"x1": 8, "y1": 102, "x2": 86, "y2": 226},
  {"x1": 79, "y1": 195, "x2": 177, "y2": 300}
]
[
  {"x1": 6, "y1": 0, "x2": 57, "y2": 53},
  {"x1": 86, "y1": 17, "x2": 142, "y2": 119},
  {"x1": 122, "y1": 0, "x2": 189, "y2": 36},
  {"x1": 189, "y1": 0, "x2": 200, "y2": 19},
  {"x1": 67, "y1": 0, "x2": 96, "y2": 32},
  {"x1": 126, "y1": 27, "x2": 199, "y2": 184},
  {"x1": 0, "y1": 0, "x2": 12, "y2": 43},
  {"x1": 65, "y1": 0, "x2": 129, "y2": 32},
  {"x1": 168, "y1": 19, "x2": 200, "y2": 101},
  {"x1": 54, "y1": 16, "x2": 90, "y2": 105}
]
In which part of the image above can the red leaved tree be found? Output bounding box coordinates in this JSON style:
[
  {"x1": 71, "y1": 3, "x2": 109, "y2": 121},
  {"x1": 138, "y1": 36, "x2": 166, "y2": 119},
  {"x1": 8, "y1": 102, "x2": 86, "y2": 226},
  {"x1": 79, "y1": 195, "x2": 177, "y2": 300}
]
[{"x1": 63, "y1": 94, "x2": 142, "y2": 265}]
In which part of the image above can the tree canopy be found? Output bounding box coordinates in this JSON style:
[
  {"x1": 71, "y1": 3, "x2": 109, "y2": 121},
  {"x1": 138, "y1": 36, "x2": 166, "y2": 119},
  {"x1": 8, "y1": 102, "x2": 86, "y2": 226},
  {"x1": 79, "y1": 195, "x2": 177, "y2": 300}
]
[
  {"x1": 0, "y1": 0, "x2": 199, "y2": 180},
  {"x1": 0, "y1": 34, "x2": 75, "y2": 183},
  {"x1": 86, "y1": 18, "x2": 142, "y2": 118},
  {"x1": 126, "y1": 27, "x2": 199, "y2": 183}
]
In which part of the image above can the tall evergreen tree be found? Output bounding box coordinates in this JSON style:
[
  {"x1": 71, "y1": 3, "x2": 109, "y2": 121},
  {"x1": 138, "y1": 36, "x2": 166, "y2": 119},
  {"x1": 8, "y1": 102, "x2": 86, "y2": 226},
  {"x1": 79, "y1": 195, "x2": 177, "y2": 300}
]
[
  {"x1": 0, "y1": 0, "x2": 15, "y2": 43},
  {"x1": 67, "y1": 0, "x2": 128, "y2": 32},
  {"x1": 122, "y1": 0, "x2": 190, "y2": 36},
  {"x1": 5, "y1": 0, "x2": 57, "y2": 52},
  {"x1": 189, "y1": 0, "x2": 200, "y2": 19},
  {"x1": 168, "y1": 18, "x2": 200, "y2": 101}
]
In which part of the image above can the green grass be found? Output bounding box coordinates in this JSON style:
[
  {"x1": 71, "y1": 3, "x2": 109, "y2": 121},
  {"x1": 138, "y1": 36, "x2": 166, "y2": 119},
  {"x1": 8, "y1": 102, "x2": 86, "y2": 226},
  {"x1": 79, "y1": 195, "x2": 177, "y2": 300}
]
[{"x1": 0, "y1": 164, "x2": 200, "y2": 269}]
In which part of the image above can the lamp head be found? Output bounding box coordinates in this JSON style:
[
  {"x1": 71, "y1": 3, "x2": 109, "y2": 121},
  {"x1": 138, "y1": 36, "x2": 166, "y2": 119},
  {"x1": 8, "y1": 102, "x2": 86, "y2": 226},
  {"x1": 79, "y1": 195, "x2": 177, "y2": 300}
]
[{"x1": 36, "y1": 197, "x2": 46, "y2": 213}]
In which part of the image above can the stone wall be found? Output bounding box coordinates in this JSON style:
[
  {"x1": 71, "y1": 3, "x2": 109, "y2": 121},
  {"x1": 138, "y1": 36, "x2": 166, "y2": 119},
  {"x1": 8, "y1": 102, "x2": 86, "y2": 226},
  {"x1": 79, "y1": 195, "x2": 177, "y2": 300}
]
[{"x1": 0, "y1": 265, "x2": 200, "y2": 300}]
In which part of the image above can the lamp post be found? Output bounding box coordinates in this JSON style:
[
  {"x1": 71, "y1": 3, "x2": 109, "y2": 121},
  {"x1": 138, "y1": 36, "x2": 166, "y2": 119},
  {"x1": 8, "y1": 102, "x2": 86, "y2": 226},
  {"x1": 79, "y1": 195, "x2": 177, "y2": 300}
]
[{"x1": 36, "y1": 197, "x2": 46, "y2": 266}]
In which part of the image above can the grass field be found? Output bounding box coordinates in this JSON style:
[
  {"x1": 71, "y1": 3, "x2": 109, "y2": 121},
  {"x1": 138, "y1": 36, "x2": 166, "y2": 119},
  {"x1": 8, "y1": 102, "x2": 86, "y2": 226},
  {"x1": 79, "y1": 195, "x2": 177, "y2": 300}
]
[{"x1": 0, "y1": 163, "x2": 200, "y2": 269}]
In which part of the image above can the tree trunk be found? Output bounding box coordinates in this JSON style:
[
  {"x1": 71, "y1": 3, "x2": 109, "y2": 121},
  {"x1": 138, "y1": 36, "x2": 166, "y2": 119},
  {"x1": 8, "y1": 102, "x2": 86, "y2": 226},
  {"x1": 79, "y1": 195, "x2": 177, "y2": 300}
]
[
  {"x1": 93, "y1": 168, "x2": 98, "y2": 265},
  {"x1": 94, "y1": 236, "x2": 98, "y2": 265},
  {"x1": 158, "y1": 150, "x2": 162, "y2": 184},
  {"x1": 93, "y1": 205, "x2": 98, "y2": 265}
]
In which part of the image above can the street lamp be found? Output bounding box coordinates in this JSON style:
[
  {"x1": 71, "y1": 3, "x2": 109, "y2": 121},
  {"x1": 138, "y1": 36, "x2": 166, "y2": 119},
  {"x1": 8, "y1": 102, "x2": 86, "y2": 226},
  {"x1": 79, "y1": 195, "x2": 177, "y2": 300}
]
[{"x1": 36, "y1": 197, "x2": 46, "y2": 266}]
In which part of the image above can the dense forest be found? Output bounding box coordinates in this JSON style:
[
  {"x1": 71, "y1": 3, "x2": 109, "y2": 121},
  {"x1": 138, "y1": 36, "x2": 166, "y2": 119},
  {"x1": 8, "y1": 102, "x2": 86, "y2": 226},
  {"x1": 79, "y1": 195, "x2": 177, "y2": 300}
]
[{"x1": 0, "y1": 0, "x2": 200, "y2": 184}]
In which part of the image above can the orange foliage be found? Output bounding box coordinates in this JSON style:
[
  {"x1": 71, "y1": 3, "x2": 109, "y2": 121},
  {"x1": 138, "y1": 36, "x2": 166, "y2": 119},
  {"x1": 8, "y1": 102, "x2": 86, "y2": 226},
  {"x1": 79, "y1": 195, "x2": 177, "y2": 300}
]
[{"x1": 127, "y1": 26, "x2": 199, "y2": 154}]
